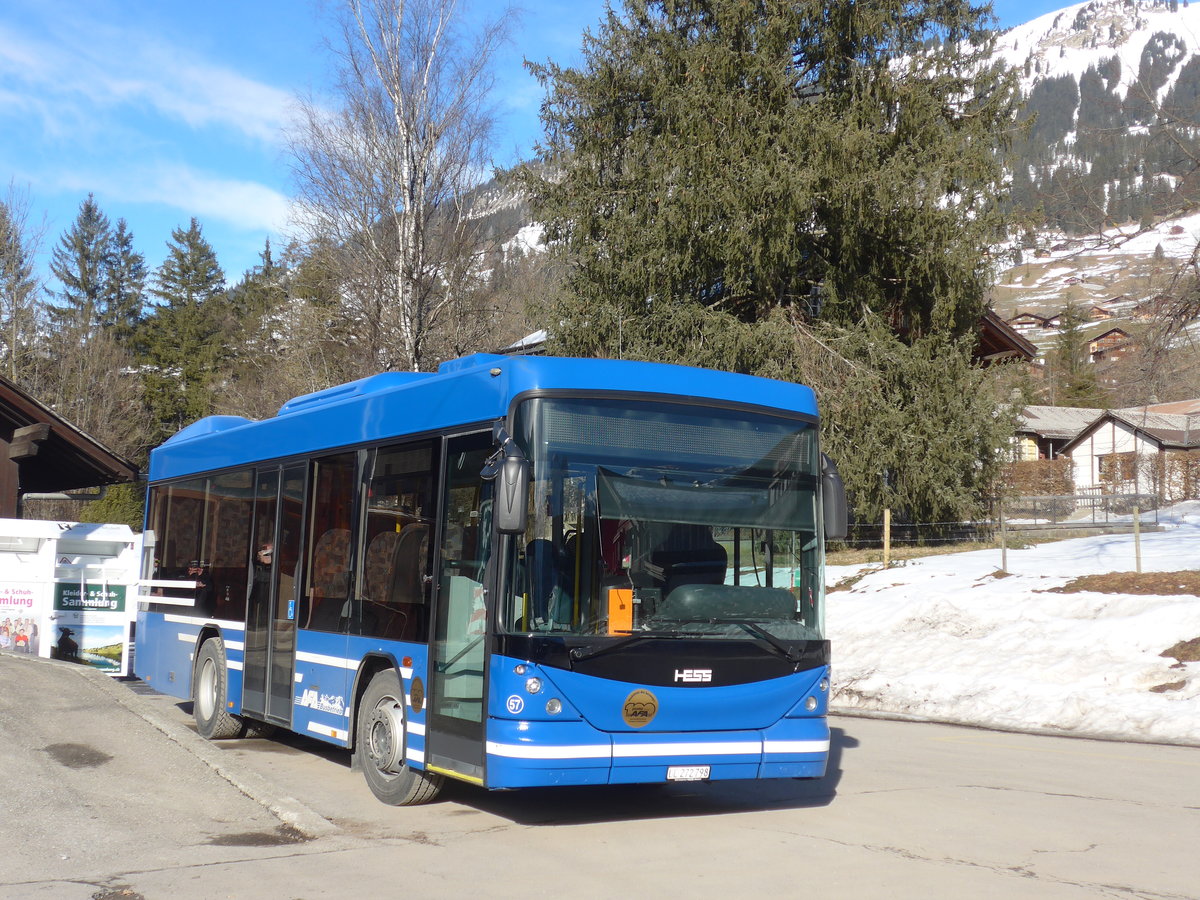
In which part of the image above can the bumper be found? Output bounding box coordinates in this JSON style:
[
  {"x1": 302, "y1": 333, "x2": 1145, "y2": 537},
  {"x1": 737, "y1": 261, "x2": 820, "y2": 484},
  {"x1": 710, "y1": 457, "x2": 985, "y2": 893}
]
[{"x1": 484, "y1": 715, "x2": 829, "y2": 788}]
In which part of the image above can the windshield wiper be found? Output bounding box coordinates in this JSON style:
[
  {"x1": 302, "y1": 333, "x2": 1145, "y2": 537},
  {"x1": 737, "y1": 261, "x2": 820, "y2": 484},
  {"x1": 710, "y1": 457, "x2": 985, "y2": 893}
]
[
  {"x1": 569, "y1": 630, "x2": 684, "y2": 664},
  {"x1": 676, "y1": 617, "x2": 803, "y2": 663}
]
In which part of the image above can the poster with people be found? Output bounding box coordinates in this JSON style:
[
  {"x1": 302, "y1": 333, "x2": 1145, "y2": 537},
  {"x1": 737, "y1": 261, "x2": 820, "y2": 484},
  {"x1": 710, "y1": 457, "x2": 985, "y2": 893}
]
[{"x1": 0, "y1": 583, "x2": 42, "y2": 657}]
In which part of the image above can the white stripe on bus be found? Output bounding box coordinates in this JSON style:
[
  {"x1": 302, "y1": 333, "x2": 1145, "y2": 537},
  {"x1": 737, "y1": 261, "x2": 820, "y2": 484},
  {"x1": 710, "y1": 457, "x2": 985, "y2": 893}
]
[
  {"x1": 163, "y1": 614, "x2": 244, "y2": 630},
  {"x1": 763, "y1": 739, "x2": 830, "y2": 754},
  {"x1": 306, "y1": 721, "x2": 349, "y2": 742},
  {"x1": 486, "y1": 742, "x2": 611, "y2": 760},
  {"x1": 485, "y1": 739, "x2": 829, "y2": 761},
  {"x1": 612, "y1": 741, "x2": 761, "y2": 758},
  {"x1": 294, "y1": 650, "x2": 413, "y2": 680}
]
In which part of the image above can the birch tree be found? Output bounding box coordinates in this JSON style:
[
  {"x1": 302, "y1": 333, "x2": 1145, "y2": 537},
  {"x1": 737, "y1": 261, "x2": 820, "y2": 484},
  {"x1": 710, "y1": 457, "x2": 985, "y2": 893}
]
[{"x1": 290, "y1": 0, "x2": 513, "y2": 374}]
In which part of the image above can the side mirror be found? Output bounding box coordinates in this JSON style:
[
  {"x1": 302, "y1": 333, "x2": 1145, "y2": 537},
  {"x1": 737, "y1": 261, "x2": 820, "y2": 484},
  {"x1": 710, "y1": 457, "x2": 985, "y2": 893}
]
[
  {"x1": 821, "y1": 453, "x2": 848, "y2": 541},
  {"x1": 482, "y1": 422, "x2": 529, "y2": 534},
  {"x1": 495, "y1": 455, "x2": 529, "y2": 534}
]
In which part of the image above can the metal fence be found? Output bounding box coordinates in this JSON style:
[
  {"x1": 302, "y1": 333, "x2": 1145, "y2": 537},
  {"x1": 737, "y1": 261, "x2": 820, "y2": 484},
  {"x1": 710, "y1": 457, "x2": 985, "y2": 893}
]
[
  {"x1": 1001, "y1": 492, "x2": 1160, "y2": 527},
  {"x1": 834, "y1": 493, "x2": 1163, "y2": 553}
]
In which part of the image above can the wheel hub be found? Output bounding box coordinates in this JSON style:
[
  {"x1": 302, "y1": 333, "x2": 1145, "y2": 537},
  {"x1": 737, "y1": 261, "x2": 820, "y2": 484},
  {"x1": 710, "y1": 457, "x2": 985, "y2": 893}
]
[{"x1": 364, "y1": 700, "x2": 406, "y2": 775}]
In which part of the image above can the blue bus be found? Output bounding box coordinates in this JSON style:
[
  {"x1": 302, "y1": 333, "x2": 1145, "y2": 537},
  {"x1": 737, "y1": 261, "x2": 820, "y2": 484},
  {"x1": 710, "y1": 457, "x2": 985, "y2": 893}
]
[{"x1": 135, "y1": 353, "x2": 846, "y2": 804}]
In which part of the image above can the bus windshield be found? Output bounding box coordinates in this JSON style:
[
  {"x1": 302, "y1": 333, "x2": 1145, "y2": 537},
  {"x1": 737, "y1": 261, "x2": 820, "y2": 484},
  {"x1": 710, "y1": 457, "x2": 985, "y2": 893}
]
[{"x1": 504, "y1": 397, "x2": 823, "y2": 642}]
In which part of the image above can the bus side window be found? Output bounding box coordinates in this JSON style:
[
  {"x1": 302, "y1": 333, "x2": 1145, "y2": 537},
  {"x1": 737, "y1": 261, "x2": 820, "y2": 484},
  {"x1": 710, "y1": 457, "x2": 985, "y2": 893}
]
[
  {"x1": 304, "y1": 452, "x2": 357, "y2": 633},
  {"x1": 359, "y1": 440, "x2": 436, "y2": 642}
]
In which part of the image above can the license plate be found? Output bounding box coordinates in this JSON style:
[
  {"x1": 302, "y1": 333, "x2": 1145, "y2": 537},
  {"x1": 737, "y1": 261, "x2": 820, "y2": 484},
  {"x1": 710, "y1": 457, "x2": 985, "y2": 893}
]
[{"x1": 667, "y1": 765, "x2": 710, "y2": 781}]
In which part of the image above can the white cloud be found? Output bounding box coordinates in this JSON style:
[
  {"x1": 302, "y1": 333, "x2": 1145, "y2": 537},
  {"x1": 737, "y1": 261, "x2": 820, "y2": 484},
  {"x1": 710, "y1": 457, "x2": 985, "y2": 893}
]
[
  {"x1": 0, "y1": 16, "x2": 293, "y2": 146},
  {"x1": 58, "y1": 164, "x2": 292, "y2": 235}
]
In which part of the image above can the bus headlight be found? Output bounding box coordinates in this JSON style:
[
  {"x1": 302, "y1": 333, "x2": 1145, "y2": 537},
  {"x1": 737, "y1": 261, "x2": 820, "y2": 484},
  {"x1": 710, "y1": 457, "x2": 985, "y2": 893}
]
[
  {"x1": 546, "y1": 698, "x2": 562, "y2": 715},
  {"x1": 804, "y1": 695, "x2": 818, "y2": 712},
  {"x1": 818, "y1": 678, "x2": 829, "y2": 692},
  {"x1": 525, "y1": 677, "x2": 543, "y2": 695}
]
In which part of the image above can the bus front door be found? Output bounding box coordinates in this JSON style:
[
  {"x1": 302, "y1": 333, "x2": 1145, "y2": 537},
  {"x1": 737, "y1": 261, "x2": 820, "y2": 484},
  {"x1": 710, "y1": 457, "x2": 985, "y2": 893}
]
[
  {"x1": 426, "y1": 432, "x2": 493, "y2": 783},
  {"x1": 242, "y1": 463, "x2": 305, "y2": 725}
]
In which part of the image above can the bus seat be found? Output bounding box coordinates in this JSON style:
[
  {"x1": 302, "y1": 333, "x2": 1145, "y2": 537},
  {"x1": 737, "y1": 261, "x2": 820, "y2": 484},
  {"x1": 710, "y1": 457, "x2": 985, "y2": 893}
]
[
  {"x1": 390, "y1": 525, "x2": 428, "y2": 639},
  {"x1": 363, "y1": 531, "x2": 400, "y2": 602},
  {"x1": 649, "y1": 524, "x2": 728, "y2": 597},
  {"x1": 308, "y1": 528, "x2": 351, "y2": 629}
]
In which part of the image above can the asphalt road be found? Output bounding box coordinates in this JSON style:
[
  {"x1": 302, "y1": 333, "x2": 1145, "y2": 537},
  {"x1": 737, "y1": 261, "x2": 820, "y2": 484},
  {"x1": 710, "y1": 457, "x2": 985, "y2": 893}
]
[{"x1": 3, "y1": 650, "x2": 1199, "y2": 899}]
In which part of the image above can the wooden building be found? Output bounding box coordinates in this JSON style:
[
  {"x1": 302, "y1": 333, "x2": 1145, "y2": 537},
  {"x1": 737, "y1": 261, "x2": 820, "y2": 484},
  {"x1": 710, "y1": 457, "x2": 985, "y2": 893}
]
[{"x1": 0, "y1": 374, "x2": 138, "y2": 517}]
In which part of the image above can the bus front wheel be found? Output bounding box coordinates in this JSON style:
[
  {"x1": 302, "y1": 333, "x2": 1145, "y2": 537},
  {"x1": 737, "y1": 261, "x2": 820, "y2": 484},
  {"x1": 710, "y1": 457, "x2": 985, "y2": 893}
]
[
  {"x1": 357, "y1": 670, "x2": 443, "y2": 805},
  {"x1": 194, "y1": 637, "x2": 246, "y2": 740}
]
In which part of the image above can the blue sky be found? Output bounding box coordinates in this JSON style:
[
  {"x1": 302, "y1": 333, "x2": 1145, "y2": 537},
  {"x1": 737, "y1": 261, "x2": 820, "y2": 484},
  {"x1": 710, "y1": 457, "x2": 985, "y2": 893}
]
[{"x1": 0, "y1": 0, "x2": 1065, "y2": 287}]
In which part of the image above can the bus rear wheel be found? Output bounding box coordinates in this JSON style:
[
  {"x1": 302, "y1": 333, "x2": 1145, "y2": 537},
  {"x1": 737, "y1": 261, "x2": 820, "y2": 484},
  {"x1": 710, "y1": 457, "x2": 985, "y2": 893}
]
[
  {"x1": 194, "y1": 637, "x2": 247, "y2": 740},
  {"x1": 357, "y1": 670, "x2": 443, "y2": 805}
]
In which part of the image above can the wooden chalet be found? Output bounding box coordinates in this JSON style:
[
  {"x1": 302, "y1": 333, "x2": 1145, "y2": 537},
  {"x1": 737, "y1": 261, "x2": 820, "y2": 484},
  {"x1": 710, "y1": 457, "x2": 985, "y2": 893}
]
[{"x1": 0, "y1": 374, "x2": 138, "y2": 517}]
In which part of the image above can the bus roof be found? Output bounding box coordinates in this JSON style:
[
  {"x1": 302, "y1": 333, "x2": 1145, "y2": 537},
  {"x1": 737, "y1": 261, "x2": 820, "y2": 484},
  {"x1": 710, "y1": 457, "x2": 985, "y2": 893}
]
[{"x1": 149, "y1": 353, "x2": 818, "y2": 482}]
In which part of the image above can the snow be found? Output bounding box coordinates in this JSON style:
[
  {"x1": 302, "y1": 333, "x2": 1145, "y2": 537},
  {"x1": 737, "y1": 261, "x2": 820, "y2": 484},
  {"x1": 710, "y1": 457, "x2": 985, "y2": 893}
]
[
  {"x1": 503, "y1": 223, "x2": 544, "y2": 256},
  {"x1": 998, "y1": 0, "x2": 1200, "y2": 100},
  {"x1": 827, "y1": 502, "x2": 1200, "y2": 746}
]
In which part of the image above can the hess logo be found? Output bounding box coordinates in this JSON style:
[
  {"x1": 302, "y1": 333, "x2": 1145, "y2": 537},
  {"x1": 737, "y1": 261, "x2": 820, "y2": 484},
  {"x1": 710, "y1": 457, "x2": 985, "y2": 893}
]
[{"x1": 674, "y1": 669, "x2": 712, "y2": 683}]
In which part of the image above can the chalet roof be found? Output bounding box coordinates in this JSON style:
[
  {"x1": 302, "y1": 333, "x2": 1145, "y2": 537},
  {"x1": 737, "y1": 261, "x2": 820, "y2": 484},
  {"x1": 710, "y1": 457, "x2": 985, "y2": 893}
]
[
  {"x1": 975, "y1": 309, "x2": 1038, "y2": 363},
  {"x1": 0, "y1": 373, "x2": 138, "y2": 515},
  {"x1": 1058, "y1": 401, "x2": 1200, "y2": 455},
  {"x1": 1141, "y1": 398, "x2": 1200, "y2": 415},
  {"x1": 1017, "y1": 405, "x2": 1105, "y2": 440},
  {"x1": 1108, "y1": 407, "x2": 1200, "y2": 449}
]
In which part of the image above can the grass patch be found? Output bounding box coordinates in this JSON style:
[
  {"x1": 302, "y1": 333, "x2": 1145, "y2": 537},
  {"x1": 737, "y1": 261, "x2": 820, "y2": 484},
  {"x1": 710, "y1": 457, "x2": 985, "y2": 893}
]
[
  {"x1": 1161, "y1": 637, "x2": 1200, "y2": 664},
  {"x1": 826, "y1": 540, "x2": 997, "y2": 567},
  {"x1": 1052, "y1": 571, "x2": 1200, "y2": 596}
]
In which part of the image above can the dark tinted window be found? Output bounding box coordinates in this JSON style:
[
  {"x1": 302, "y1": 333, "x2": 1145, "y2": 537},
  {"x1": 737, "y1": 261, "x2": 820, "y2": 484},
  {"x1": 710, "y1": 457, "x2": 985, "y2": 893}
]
[
  {"x1": 303, "y1": 452, "x2": 357, "y2": 632},
  {"x1": 359, "y1": 440, "x2": 437, "y2": 641}
]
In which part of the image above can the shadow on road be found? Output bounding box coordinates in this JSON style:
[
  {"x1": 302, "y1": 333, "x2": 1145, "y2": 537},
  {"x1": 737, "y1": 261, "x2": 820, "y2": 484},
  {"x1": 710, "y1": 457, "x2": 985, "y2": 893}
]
[
  {"x1": 169, "y1": 689, "x2": 860, "y2": 826},
  {"x1": 440, "y1": 726, "x2": 859, "y2": 826}
]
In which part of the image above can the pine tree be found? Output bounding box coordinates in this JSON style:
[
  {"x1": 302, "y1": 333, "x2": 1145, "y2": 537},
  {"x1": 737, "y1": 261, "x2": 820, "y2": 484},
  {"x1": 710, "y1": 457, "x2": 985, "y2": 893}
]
[
  {"x1": 813, "y1": 316, "x2": 1018, "y2": 523},
  {"x1": 48, "y1": 193, "x2": 112, "y2": 332},
  {"x1": 139, "y1": 218, "x2": 228, "y2": 439},
  {"x1": 100, "y1": 218, "x2": 146, "y2": 345},
  {"x1": 1052, "y1": 303, "x2": 1104, "y2": 406},
  {"x1": 150, "y1": 217, "x2": 225, "y2": 307},
  {"x1": 0, "y1": 193, "x2": 41, "y2": 382},
  {"x1": 519, "y1": 0, "x2": 1019, "y2": 355}
]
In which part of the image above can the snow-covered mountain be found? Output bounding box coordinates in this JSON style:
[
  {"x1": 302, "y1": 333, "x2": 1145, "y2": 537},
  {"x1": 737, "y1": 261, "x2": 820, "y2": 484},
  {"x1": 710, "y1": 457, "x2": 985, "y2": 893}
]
[
  {"x1": 989, "y1": 0, "x2": 1200, "y2": 321},
  {"x1": 1001, "y1": 0, "x2": 1200, "y2": 239},
  {"x1": 998, "y1": 0, "x2": 1200, "y2": 94}
]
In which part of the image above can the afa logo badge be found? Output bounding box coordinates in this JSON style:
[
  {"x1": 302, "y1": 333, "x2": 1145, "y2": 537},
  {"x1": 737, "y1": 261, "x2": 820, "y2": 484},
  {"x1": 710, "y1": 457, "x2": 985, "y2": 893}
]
[{"x1": 622, "y1": 689, "x2": 658, "y2": 728}]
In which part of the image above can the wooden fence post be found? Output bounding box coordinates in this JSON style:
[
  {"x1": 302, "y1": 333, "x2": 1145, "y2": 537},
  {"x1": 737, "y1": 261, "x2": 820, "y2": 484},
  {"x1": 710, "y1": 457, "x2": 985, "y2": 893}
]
[
  {"x1": 1134, "y1": 506, "x2": 1142, "y2": 574},
  {"x1": 883, "y1": 508, "x2": 891, "y2": 569},
  {"x1": 1000, "y1": 496, "x2": 1008, "y2": 574}
]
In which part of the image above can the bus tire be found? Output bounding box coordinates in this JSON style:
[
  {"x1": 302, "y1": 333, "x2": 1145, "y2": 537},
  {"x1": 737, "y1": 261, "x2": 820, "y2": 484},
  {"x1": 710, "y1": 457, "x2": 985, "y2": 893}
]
[
  {"x1": 357, "y1": 670, "x2": 443, "y2": 805},
  {"x1": 194, "y1": 637, "x2": 246, "y2": 740}
]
